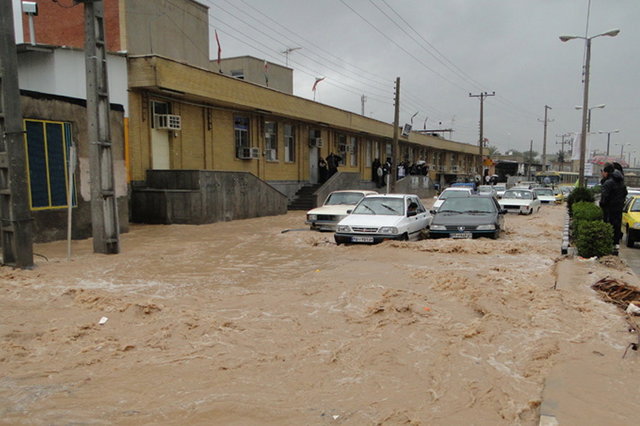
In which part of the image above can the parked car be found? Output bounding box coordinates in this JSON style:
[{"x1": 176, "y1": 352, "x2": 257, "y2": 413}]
[
  {"x1": 627, "y1": 187, "x2": 640, "y2": 202},
  {"x1": 533, "y1": 187, "x2": 558, "y2": 204},
  {"x1": 477, "y1": 185, "x2": 497, "y2": 198},
  {"x1": 493, "y1": 184, "x2": 507, "y2": 198},
  {"x1": 306, "y1": 190, "x2": 378, "y2": 231},
  {"x1": 622, "y1": 195, "x2": 640, "y2": 248},
  {"x1": 498, "y1": 188, "x2": 541, "y2": 215},
  {"x1": 429, "y1": 195, "x2": 506, "y2": 239},
  {"x1": 334, "y1": 194, "x2": 430, "y2": 244},
  {"x1": 433, "y1": 187, "x2": 474, "y2": 211}
]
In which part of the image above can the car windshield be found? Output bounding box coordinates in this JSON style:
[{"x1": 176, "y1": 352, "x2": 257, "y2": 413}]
[
  {"x1": 503, "y1": 190, "x2": 533, "y2": 200},
  {"x1": 534, "y1": 188, "x2": 554, "y2": 196},
  {"x1": 439, "y1": 197, "x2": 496, "y2": 213},
  {"x1": 631, "y1": 200, "x2": 640, "y2": 212},
  {"x1": 352, "y1": 197, "x2": 404, "y2": 215},
  {"x1": 325, "y1": 192, "x2": 366, "y2": 205},
  {"x1": 494, "y1": 185, "x2": 506, "y2": 191},
  {"x1": 439, "y1": 190, "x2": 470, "y2": 200},
  {"x1": 478, "y1": 186, "x2": 494, "y2": 193}
]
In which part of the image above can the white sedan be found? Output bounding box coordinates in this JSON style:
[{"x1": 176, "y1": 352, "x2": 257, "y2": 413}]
[
  {"x1": 306, "y1": 190, "x2": 378, "y2": 231},
  {"x1": 498, "y1": 189, "x2": 541, "y2": 215},
  {"x1": 334, "y1": 194, "x2": 431, "y2": 244},
  {"x1": 533, "y1": 187, "x2": 558, "y2": 204},
  {"x1": 433, "y1": 187, "x2": 474, "y2": 211}
]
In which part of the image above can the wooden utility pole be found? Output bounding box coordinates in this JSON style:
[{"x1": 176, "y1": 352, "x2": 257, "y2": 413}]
[
  {"x1": 539, "y1": 105, "x2": 553, "y2": 171},
  {"x1": 390, "y1": 77, "x2": 400, "y2": 193},
  {"x1": 0, "y1": 0, "x2": 33, "y2": 268},
  {"x1": 80, "y1": 0, "x2": 120, "y2": 253},
  {"x1": 469, "y1": 91, "x2": 495, "y2": 177}
]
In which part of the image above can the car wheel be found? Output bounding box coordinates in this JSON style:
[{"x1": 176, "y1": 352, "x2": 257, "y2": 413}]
[
  {"x1": 400, "y1": 233, "x2": 409, "y2": 241},
  {"x1": 491, "y1": 229, "x2": 499, "y2": 239},
  {"x1": 627, "y1": 226, "x2": 635, "y2": 248}
]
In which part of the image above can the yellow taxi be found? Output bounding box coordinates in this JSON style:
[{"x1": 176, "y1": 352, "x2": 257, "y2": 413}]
[{"x1": 622, "y1": 195, "x2": 640, "y2": 248}]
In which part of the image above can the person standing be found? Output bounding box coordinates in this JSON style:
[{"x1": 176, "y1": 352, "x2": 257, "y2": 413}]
[
  {"x1": 599, "y1": 162, "x2": 627, "y2": 253},
  {"x1": 318, "y1": 157, "x2": 328, "y2": 183}
]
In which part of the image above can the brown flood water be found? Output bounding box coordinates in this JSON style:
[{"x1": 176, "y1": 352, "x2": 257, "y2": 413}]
[{"x1": 1, "y1": 202, "x2": 638, "y2": 425}]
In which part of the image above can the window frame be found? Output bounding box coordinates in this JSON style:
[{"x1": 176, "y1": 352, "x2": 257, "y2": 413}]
[
  {"x1": 284, "y1": 123, "x2": 296, "y2": 163},
  {"x1": 234, "y1": 116, "x2": 250, "y2": 158},
  {"x1": 264, "y1": 120, "x2": 278, "y2": 162},
  {"x1": 23, "y1": 118, "x2": 76, "y2": 210}
]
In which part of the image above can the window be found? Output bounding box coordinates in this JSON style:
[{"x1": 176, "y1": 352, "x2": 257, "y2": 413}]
[
  {"x1": 284, "y1": 124, "x2": 295, "y2": 162},
  {"x1": 265, "y1": 121, "x2": 277, "y2": 161},
  {"x1": 151, "y1": 101, "x2": 171, "y2": 128},
  {"x1": 23, "y1": 119, "x2": 75, "y2": 210},
  {"x1": 234, "y1": 116, "x2": 250, "y2": 158},
  {"x1": 337, "y1": 134, "x2": 347, "y2": 166},
  {"x1": 349, "y1": 136, "x2": 358, "y2": 167}
]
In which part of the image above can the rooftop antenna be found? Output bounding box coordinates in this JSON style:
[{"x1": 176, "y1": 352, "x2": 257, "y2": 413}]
[{"x1": 282, "y1": 47, "x2": 301, "y2": 67}]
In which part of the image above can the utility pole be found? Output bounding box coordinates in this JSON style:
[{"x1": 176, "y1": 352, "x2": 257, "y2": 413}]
[
  {"x1": 80, "y1": 0, "x2": 120, "y2": 254},
  {"x1": 556, "y1": 133, "x2": 572, "y2": 171},
  {"x1": 390, "y1": 77, "x2": 400, "y2": 193},
  {"x1": 0, "y1": 1, "x2": 33, "y2": 268},
  {"x1": 528, "y1": 139, "x2": 534, "y2": 179},
  {"x1": 361, "y1": 94, "x2": 366, "y2": 116},
  {"x1": 539, "y1": 105, "x2": 553, "y2": 171},
  {"x1": 469, "y1": 91, "x2": 495, "y2": 177}
]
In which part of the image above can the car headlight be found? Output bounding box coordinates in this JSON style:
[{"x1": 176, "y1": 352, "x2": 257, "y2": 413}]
[
  {"x1": 378, "y1": 226, "x2": 398, "y2": 234},
  {"x1": 430, "y1": 225, "x2": 446, "y2": 231},
  {"x1": 476, "y1": 224, "x2": 496, "y2": 230},
  {"x1": 632, "y1": 223, "x2": 640, "y2": 230},
  {"x1": 307, "y1": 214, "x2": 317, "y2": 221},
  {"x1": 336, "y1": 225, "x2": 351, "y2": 233}
]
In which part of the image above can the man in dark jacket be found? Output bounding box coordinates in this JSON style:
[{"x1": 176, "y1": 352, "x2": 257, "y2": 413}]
[{"x1": 599, "y1": 162, "x2": 628, "y2": 252}]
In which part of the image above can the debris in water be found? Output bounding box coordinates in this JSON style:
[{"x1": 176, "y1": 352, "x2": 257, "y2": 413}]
[{"x1": 98, "y1": 316, "x2": 108, "y2": 325}]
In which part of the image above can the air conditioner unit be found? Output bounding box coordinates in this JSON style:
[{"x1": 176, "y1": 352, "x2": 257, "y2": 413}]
[
  {"x1": 238, "y1": 147, "x2": 260, "y2": 160},
  {"x1": 154, "y1": 114, "x2": 181, "y2": 130},
  {"x1": 265, "y1": 149, "x2": 277, "y2": 161},
  {"x1": 451, "y1": 165, "x2": 459, "y2": 173},
  {"x1": 437, "y1": 165, "x2": 445, "y2": 172}
]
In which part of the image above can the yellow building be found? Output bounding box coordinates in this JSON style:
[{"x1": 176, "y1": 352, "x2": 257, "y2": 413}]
[{"x1": 128, "y1": 55, "x2": 483, "y2": 203}]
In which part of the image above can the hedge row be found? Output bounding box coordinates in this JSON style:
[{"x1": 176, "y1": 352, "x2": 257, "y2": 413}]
[{"x1": 570, "y1": 198, "x2": 613, "y2": 257}]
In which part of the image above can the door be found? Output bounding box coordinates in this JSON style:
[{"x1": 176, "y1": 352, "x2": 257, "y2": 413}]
[
  {"x1": 309, "y1": 146, "x2": 318, "y2": 183},
  {"x1": 151, "y1": 101, "x2": 171, "y2": 169}
]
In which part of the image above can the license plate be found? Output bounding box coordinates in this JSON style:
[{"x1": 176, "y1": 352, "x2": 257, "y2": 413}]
[
  {"x1": 351, "y1": 235, "x2": 374, "y2": 243},
  {"x1": 451, "y1": 232, "x2": 472, "y2": 239}
]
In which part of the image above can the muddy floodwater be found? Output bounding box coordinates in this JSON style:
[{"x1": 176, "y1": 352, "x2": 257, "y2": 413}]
[{"x1": 1, "y1": 202, "x2": 638, "y2": 425}]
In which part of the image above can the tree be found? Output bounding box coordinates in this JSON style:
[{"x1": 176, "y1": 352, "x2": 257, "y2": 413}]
[{"x1": 487, "y1": 145, "x2": 501, "y2": 156}]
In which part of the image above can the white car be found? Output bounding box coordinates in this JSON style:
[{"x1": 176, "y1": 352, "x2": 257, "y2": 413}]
[
  {"x1": 334, "y1": 194, "x2": 431, "y2": 244},
  {"x1": 533, "y1": 187, "x2": 557, "y2": 204},
  {"x1": 306, "y1": 190, "x2": 378, "y2": 231},
  {"x1": 498, "y1": 189, "x2": 541, "y2": 215},
  {"x1": 433, "y1": 187, "x2": 474, "y2": 211},
  {"x1": 493, "y1": 184, "x2": 507, "y2": 198}
]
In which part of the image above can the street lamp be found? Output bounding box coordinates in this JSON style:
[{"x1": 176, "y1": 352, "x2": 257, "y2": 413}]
[
  {"x1": 575, "y1": 104, "x2": 605, "y2": 133},
  {"x1": 616, "y1": 142, "x2": 631, "y2": 159},
  {"x1": 597, "y1": 129, "x2": 620, "y2": 156},
  {"x1": 560, "y1": 28, "x2": 620, "y2": 186}
]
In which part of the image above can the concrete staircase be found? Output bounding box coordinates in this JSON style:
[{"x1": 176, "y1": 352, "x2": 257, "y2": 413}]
[{"x1": 288, "y1": 183, "x2": 323, "y2": 210}]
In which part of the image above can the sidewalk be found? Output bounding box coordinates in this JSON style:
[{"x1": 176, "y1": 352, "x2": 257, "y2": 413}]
[{"x1": 619, "y1": 244, "x2": 640, "y2": 276}]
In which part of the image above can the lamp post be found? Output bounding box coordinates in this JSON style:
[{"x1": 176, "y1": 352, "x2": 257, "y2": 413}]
[
  {"x1": 616, "y1": 142, "x2": 631, "y2": 159},
  {"x1": 597, "y1": 129, "x2": 620, "y2": 156},
  {"x1": 560, "y1": 28, "x2": 620, "y2": 186},
  {"x1": 575, "y1": 104, "x2": 605, "y2": 133}
]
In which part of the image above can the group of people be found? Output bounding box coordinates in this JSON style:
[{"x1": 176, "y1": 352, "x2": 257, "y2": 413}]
[
  {"x1": 318, "y1": 152, "x2": 342, "y2": 183},
  {"x1": 599, "y1": 162, "x2": 628, "y2": 254}
]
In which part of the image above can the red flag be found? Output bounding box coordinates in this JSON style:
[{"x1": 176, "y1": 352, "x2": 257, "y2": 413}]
[
  {"x1": 264, "y1": 59, "x2": 269, "y2": 86},
  {"x1": 312, "y1": 77, "x2": 325, "y2": 91},
  {"x1": 215, "y1": 30, "x2": 222, "y2": 65}
]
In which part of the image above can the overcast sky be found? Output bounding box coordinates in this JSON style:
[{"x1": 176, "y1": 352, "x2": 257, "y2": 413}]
[{"x1": 206, "y1": 0, "x2": 638, "y2": 161}]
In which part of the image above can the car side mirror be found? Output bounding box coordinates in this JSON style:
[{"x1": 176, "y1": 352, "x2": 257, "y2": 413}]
[
  {"x1": 430, "y1": 209, "x2": 437, "y2": 215},
  {"x1": 499, "y1": 209, "x2": 507, "y2": 214},
  {"x1": 346, "y1": 209, "x2": 352, "y2": 214}
]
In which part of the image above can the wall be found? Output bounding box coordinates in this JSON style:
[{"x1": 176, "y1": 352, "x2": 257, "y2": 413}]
[
  {"x1": 216, "y1": 56, "x2": 294, "y2": 94},
  {"x1": 123, "y1": 0, "x2": 210, "y2": 69},
  {"x1": 17, "y1": 47, "x2": 129, "y2": 115},
  {"x1": 131, "y1": 170, "x2": 287, "y2": 224},
  {"x1": 20, "y1": 92, "x2": 129, "y2": 242}
]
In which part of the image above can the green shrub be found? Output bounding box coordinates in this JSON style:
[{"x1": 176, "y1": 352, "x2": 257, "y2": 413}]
[
  {"x1": 571, "y1": 201, "x2": 602, "y2": 238},
  {"x1": 575, "y1": 220, "x2": 613, "y2": 258},
  {"x1": 566, "y1": 186, "x2": 594, "y2": 215}
]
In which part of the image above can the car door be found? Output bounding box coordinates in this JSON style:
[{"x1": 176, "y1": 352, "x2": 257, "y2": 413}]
[
  {"x1": 406, "y1": 196, "x2": 429, "y2": 234},
  {"x1": 622, "y1": 198, "x2": 633, "y2": 229}
]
